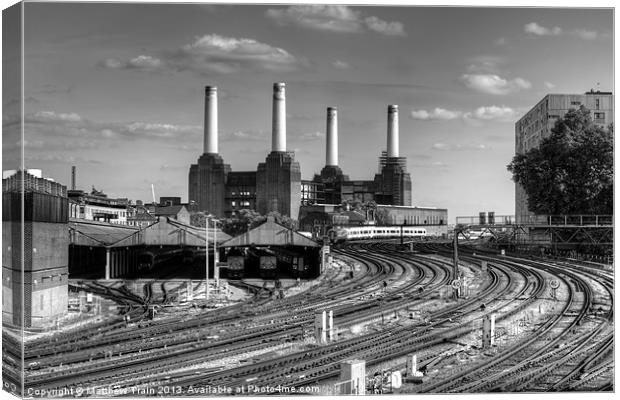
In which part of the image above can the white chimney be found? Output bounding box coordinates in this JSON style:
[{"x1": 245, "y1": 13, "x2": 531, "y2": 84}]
[
  {"x1": 387, "y1": 105, "x2": 399, "y2": 158},
  {"x1": 272, "y1": 82, "x2": 286, "y2": 152},
  {"x1": 204, "y1": 86, "x2": 218, "y2": 154},
  {"x1": 326, "y1": 107, "x2": 338, "y2": 166}
]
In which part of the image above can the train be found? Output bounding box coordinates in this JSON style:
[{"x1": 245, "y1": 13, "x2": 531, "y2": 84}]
[
  {"x1": 224, "y1": 246, "x2": 311, "y2": 280},
  {"x1": 137, "y1": 251, "x2": 156, "y2": 271},
  {"x1": 246, "y1": 248, "x2": 278, "y2": 279},
  {"x1": 137, "y1": 249, "x2": 193, "y2": 271},
  {"x1": 332, "y1": 226, "x2": 427, "y2": 242},
  {"x1": 226, "y1": 248, "x2": 246, "y2": 280}
]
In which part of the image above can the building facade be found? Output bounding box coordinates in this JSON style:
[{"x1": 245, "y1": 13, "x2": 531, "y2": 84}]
[
  {"x1": 514, "y1": 90, "x2": 614, "y2": 222},
  {"x1": 68, "y1": 188, "x2": 129, "y2": 224},
  {"x1": 2, "y1": 170, "x2": 69, "y2": 327}
]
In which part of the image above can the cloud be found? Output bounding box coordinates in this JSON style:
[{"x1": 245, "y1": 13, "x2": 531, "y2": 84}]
[
  {"x1": 100, "y1": 33, "x2": 304, "y2": 76},
  {"x1": 28, "y1": 153, "x2": 104, "y2": 164},
  {"x1": 494, "y1": 37, "x2": 506, "y2": 46},
  {"x1": 460, "y1": 73, "x2": 531, "y2": 95},
  {"x1": 465, "y1": 55, "x2": 505, "y2": 74},
  {"x1": 432, "y1": 143, "x2": 491, "y2": 151},
  {"x1": 294, "y1": 131, "x2": 325, "y2": 141},
  {"x1": 573, "y1": 29, "x2": 598, "y2": 40},
  {"x1": 410, "y1": 108, "x2": 462, "y2": 121},
  {"x1": 265, "y1": 5, "x2": 406, "y2": 36},
  {"x1": 525, "y1": 22, "x2": 600, "y2": 40},
  {"x1": 364, "y1": 16, "x2": 405, "y2": 36},
  {"x1": 33, "y1": 110, "x2": 82, "y2": 122},
  {"x1": 411, "y1": 105, "x2": 519, "y2": 123},
  {"x1": 544, "y1": 81, "x2": 556, "y2": 89},
  {"x1": 332, "y1": 60, "x2": 351, "y2": 69},
  {"x1": 23, "y1": 109, "x2": 203, "y2": 149},
  {"x1": 524, "y1": 22, "x2": 562, "y2": 36},
  {"x1": 222, "y1": 130, "x2": 269, "y2": 142},
  {"x1": 464, "y1": 105, "x2": 518, "y2": 122},
  {"x1": 266, "y1": 5, "x2": 363, "y2": 33},
  {"x1": 410, "y1": 160, "x2": 451, "y2": 172}
]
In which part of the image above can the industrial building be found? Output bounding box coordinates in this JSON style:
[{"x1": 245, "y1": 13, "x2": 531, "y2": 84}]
[
  {"x1": 188, "y1": 83, "x2": 416, "y2": 221},
  {"x1": 514, "y1": 90, "x2": 614, "y2": 222},
  {"x1": 2, "y1": 170, "x2": 69, "y2": 327},
  {"x1": 67, "y1": 187, "x2": 130, "y2": 225}
]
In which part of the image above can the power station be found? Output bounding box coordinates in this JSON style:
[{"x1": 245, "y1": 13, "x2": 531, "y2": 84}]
[{"x1": 188, "y1": 83, "x2": 413, "y2": 219}]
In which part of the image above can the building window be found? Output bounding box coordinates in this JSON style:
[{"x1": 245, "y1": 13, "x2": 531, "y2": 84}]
[
  {"x1": 595, "y1": 99, "x2": 600, "y2": 110},
  {"x1": 231, "y1": 201, "x2": 236, "y2": 207},
  {"x1": 570, "y1": 101, "x2": 581, "y2": 106},
  {"x1": 594, "y1": 113, "x2": 605, "y2": 124}
]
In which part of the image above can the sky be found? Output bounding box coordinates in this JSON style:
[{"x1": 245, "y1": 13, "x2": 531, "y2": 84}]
[{"x1": 2, "y1": 1, "x2": 614, "y2": 222}]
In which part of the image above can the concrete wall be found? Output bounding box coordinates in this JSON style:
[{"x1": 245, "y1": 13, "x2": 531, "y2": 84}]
[
  {"x1": 29, "y1": 280, "x2": 68, "y2": 326},
  {"x1": 2, "y1": 220, "x2": 69, "y2": 327}
]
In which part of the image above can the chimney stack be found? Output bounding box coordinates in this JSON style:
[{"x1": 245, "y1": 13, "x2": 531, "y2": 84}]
[
  {"x1": 204, "y1": 86, "x2": 218, "y2": 154},
  {"x1": 326, "y1": 107, "x2": 338, "y2": 166},
  {"x1": 71, "y1": 166, "x2": 76, "y2": 190},
  {"x1": 272, "y1": 82, "x2": 286, "y2": 152},
  {"x1": 387, "y1": 105, "x2": 399, "y2": 158}
]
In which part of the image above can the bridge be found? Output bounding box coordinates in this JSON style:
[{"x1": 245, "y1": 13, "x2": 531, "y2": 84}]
[
  {"x1": 69, "y1": 217, "x2": 230, "y2": 279},
  {"x1": 454, "y1": 214, "x2": 613, "y2": 255}
]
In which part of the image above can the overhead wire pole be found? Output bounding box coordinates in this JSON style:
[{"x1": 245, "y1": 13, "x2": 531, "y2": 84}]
[
  {"x1": 213, "y1": 218, "x2": 219, "y2": 288},
  {"x1": 453, "y1": 226, "x2": 460, "y2": 299},
  {"x1": 205, "y1": 215, "x2": 209, "y2": 301},
  {"x1": 453, "y1": 227, "x2": 459, "y2": 279}
]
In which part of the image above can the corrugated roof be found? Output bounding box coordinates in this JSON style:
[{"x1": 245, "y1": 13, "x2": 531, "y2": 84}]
[
  {"x1": 70, "y1": 217, "x2": 231, "y2": 247},
  {"x1": 69, "y1": 219, "x2": 139, "y2": 246},
  {"x1": 221, "y1": 218, "x2": 320, "y2": 248},
  {"x1": 129, "y1": 212, "x2": 157, "y2": 221},
  {"x1": 155, "y1": 205, "x2": 187, "y2": 216}
]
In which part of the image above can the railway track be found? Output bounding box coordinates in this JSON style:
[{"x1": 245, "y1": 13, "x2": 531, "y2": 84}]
[{"x1": 4, "y1": 239, "x2": 612, "y2": 395}]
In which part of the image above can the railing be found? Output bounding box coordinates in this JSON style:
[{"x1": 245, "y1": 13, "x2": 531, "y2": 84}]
[
  {"x1": 517, "y1": 215, "x2": 613, "y2": 227},
  {"x1": 456, "y1": 215, "x2": 613, "y2": 227},
  {"x1": 456, "y1": 215, "x2": 515, "y2": 226}
]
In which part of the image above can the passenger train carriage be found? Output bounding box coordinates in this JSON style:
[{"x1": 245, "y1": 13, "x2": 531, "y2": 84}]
[
  {"x1": 332, "y1": 226, "x2": 427, "y2": 242},
  {"x1": 225, "y1": 248, "x2": 246, "y2": 279}
]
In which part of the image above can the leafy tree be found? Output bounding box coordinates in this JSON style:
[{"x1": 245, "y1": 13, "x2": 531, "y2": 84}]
[
  {"x1": 375, "y1": 208, "x2": 391, "y2": 225},
  {"x1": 219, "y1": 209, "x2": 297, "y2": 237},
  {"x1": 507, "y1": 106, "x2": 613, "y2": 215},
  {"x1": 189, "y1": 211, "x2": 208, "y2": 228}
]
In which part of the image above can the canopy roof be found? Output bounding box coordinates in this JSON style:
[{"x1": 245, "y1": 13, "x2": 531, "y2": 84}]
[
  {"x1": 69, "y1": 217, "x2": 231, "y2": 247},
  {"x1": 221, "y1": 218, "x2": 319, "y2": 248}
]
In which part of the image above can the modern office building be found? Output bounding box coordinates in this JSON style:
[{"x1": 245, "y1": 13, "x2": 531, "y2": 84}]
[{"x1": 514, "y1": 90, "x2": 614, "y2": 222}]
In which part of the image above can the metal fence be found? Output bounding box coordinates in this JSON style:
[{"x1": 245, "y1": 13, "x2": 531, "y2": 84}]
[{"x1": 456, "y1": 215, "x2": 612, "y2": 227}]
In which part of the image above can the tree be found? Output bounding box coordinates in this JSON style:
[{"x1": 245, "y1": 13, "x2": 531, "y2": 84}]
[
  {"x1": 375, "y1": 208, "x2": 391, "y2": 225},
  {"x1": 507, "y1": 106, "x2": 613, "y2": 215},
  {"x1": 219, "y1": 209, "x2": 297, "y2": 237}
]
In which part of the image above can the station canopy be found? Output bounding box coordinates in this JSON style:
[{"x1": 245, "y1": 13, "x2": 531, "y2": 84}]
[
  {"x1": 70, "y1": 217, "x2": 231, "y2": 247},
  {"x1": 221, "y1": 217, "x2": 319, "y2": 248}
]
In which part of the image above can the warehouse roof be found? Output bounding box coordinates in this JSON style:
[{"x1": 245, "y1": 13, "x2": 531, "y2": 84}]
[
  {"x1": 221, "y1": 217, "x2": 319, "y2": 248},
  {"x1": 69, "y1": 219, "x2": 139, "y2": 246},
  {"x1": 69, "y1": 217, "x2": 231, "y2": 247}
]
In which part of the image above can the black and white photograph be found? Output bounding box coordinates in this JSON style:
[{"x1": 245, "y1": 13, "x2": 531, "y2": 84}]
[{"x1": 1, "y1": 0, "x2": 615, "y2": 397}]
